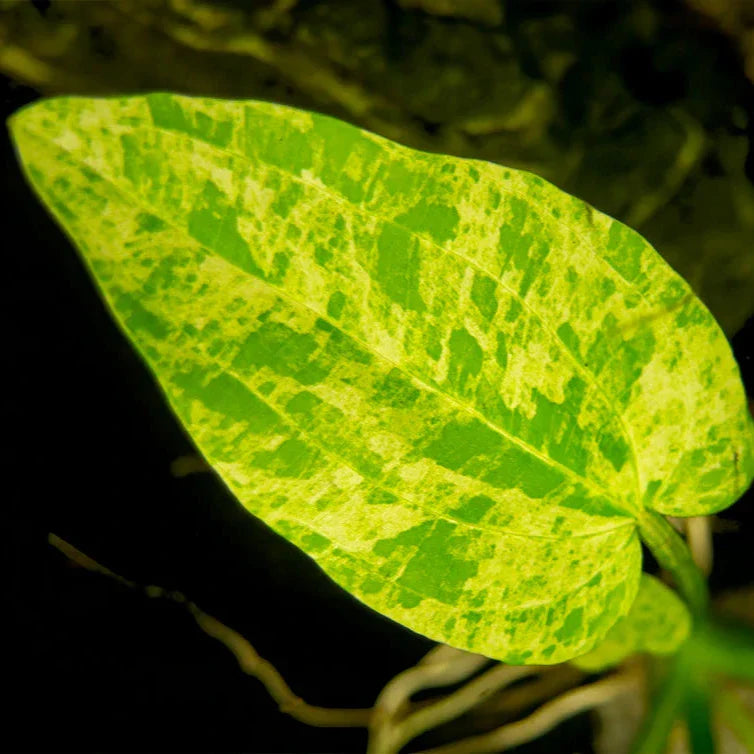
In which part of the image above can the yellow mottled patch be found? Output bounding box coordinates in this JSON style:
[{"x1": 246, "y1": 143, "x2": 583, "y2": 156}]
[{"x1": 332, "y1": 465, "x2": 364, "y2": 489}]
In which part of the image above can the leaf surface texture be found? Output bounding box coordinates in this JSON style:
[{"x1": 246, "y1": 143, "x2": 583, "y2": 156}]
[{"x1": 10, "y1": 94, "x2": 754, "y2": 663}]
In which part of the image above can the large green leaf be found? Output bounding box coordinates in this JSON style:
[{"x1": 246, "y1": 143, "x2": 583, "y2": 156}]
[
  {"x1": 571, "y1": 574, "x2": 691, "y2": 672},
  {"x1": 9, "y1": 94, "x2": 754, "y2": 664}
]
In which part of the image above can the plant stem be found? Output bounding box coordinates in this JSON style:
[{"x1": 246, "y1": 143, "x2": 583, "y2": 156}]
[
  {"x1": 630, "y1": 659, "x2": 688, "y2": 754},
  {"x1": 684, "y1": 675, "x2": 715, "y2": 754},
  {"x1": 689, "y1": 620, "x2": 754, "y2": 685},
  {"x1": 637, "y1": 510, "x2": 709, "y2": 616}
]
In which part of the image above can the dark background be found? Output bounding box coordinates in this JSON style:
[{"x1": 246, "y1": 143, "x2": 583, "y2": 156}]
[{"x1": 3, "y1": 1, "x2": 754, "y2": 752}]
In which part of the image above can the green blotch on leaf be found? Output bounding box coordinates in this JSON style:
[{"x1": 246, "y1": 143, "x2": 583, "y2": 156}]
[
  {"x1": 361, "y1": 575, "x2": 383, "y2": 595},
  {"x1": 525, "y1": 379, "x2": 589, "y2": 475},
  {"x1": 699, "y1": 468, "x2": 727, "y2": 491},
  {"x1": 559, "y1": 486, "x2": 627, "y2": 518},
  {"x1": 498, "y1": 196, "x2": 531, "y2": 263},
  {"x1": 286, "y1": 224, "x2": 301, "y2": 241},
  {"x1": 375, "y1": 223, "x2": 426, "y2": 313},
  {"x1": 557, "y1": 322, "x2": 580, "y2": 356},
  {"x1": 286, "y1": 390, "x2": 322, "y2": 415},
  {"x1": 481, "y1": 444, "x2": 565, "y2": 499},
  {"x1": 136, "y1": 212, "x2": 167, "y2": 233},
  {"x1": 471, "y1": 273, "x2": 499, "y2": 322},
  {"x1": 367, "y1": 489, "x2": 398, "y2": 505},
  {"x1": 147, "y1": 93, "x2": 233, "y2": 147},
  {"x1": 116, "y1": 294, "x2": 170, "y2": 340},
  {"x1": 120, "y1": 132, "x2": 162, "y2": 188},
  {"x1": 599, "y1": 430, "x2": 631, "y2": 473},
  {"x1": 269, "y1": 251, "x2": 290, "y2": 283},
  {"x1": 310, "y1": 114, "x2": 381, "y2": 201},
  {"x1": 244, "y1": 107, "x2": 313, "y2": 173},
  {"x1": 142, "y1": 256, "x2": 179, "y2": 295},
  {"x1": 375, "y1": 521, "x2": 433, "y2": 558},
  {"x1": 315, "y1": 243, "x2": 333, "y2": 266},
  {"x1": 505, "y1": 298, "x2": 523, "y2": 323},
  {"x1": 187, "y1": 180, "x2": 263, "y2": 277},
  {"x1": 675, "y1": 300, "x2": 707, "y2": 328},
  {"x1": 424, "y1": 417, "x2": 502, "y2": 471},
  {"x1": 555, "y1": 607, "x2": 584, "y2": 642},
  {"x1": 301, "y1": 531, "x2": 330, "y2": 553},
  {"x1": 425, "y1": 413, "x2": 565, "y2": 497},
  {"x1": 463, "y1": 610, "x2": 483, "y2": 627},
  {"x1": 396, "y1": 198, "x2": 459, "y2": 244},
  {"x1": 425, "y1": 330, "x2": 443, "y2": 360},
  {"x1": 173, "y1": 367, "x2": 279, "y2": 433},
  {"x1": 451, "y1": 494, "x2": 497, "y2": 524},
  {"x1": 271, "y1": 181, "x2": 304, "y2": 217},
  {"x1": 606, "y1": 221, "x2": 645, "y2": 283},
  {"x1": 374, "y1": 368, "x2": 421, "y2": 408},
  {"x1": 319, "y1": 326, "x2": 373, "y2": 366},
  {"x1": 232, "y1": 320, "x2": 328, "y2": 385},
  {"x1": 517, "y1": 240, "x2": 551, "y2": 298},
  {"x1": 251, "y1": 437, "x2": 320, "y2": 478},
  {"x1": 600, "y1": 277, "x2": 617, "y2": 298},
  {"x1": 327, "y1": 290, "x2": 346, "y2": 319},
  {"x1": 395, "y1": 521, "x2": 479, "y2": 604},
  {"x1": 397, "y1": 591, "x2": 424, "y2": 609},
  {"x1": 610, "y1": 330, "x2": 657, "y2": 407},
  {"x1": 447, "y1": 328, "x2": 483, "y2": 392},
  {"x1": 495, "y1": 332, "x2": 508, "y2": 370}
]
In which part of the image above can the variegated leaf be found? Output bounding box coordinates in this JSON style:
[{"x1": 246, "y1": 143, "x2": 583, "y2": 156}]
[
  {"x1": 9, "y1": 94, "x2": 754, "y2": 664},
  {"x1": 572, "y1": 573, "x2": 692, "y2": 671}
]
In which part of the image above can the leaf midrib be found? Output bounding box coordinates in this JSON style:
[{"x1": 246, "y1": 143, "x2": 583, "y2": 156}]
[{"x1": 221, "y1": 365, "x2": 634, "y2": 540}]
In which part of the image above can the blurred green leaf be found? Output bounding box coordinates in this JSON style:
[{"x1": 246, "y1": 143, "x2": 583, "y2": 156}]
[{"x1": 572, "y1": 574, "x2": 691, "y2": 672}]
